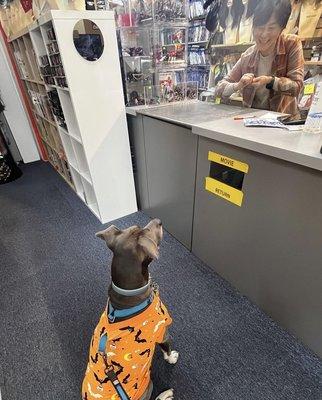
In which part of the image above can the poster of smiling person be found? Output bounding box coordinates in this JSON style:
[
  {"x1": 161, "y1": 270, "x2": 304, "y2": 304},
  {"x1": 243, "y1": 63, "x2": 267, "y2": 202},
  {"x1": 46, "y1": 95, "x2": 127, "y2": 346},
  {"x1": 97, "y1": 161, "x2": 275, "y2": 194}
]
[{"x1": 215, "y1": 0, "x2": 305, "y2": 119}]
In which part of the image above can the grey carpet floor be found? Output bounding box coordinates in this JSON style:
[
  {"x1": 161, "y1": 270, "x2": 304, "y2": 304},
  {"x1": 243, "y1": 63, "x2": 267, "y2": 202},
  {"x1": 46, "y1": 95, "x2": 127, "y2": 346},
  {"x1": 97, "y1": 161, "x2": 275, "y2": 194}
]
[{"x1": 0, "y1": 161, "x2": 322, "y2": 400}]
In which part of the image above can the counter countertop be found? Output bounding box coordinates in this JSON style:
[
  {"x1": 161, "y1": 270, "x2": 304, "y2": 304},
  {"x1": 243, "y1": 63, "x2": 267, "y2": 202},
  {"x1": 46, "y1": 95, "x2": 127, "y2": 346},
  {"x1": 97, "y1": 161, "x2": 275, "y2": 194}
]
[
  {"x1": 129, "y1": 102, "x2": 252, "y2": 127},
  {"x1": 127, "y1": 102, "x2": 322, "y2": 171}
]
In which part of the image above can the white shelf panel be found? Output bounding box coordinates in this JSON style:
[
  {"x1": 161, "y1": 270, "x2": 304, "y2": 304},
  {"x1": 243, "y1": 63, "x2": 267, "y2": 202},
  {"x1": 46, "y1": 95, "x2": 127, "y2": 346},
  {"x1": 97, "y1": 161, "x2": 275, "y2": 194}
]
[
  {"x1": 61, "y1": 139, "x2": 91, "y2": 185},
  {"x1": 69, "y1": 165, "x2": 85, "y2": 201},
  {"x1": 88, "y1": 202, "x2": 100, "y2": 219},
  {"x1": 80, "y1": 169, "x2": 92, "y2": 184},
  {"x1": 59, "y1": 130, "x2": 77, "y2": 167},
  {"x1": 82, "y1": 177, "x2": 97, "y2": 208},
  {"x1": 68, "y1": 131, "x2": 82, "y2": 144},
  {"x1": 30, "y1": 27, "x2": 47, "y2": 56},
  {"x1": 40, "y1": 21, "x2": 54, "y2": 46},
  {"x1": 66, "y1": 165, "x2": 99, "y2": 219},
  {"x1": 56, "y1": 85, "x2": 69, "y2": 92},
  {"x1": 32, "y1": 110, "x2": 56, "y2": 127},
  {"x1": 58, "y1": 126, "x2": 69, "y2": 135},
  {"x1": 29, "y1": 22, "x2": 40, "y2": 32},
  {"x1": 38, "y1": 13, "x2": 54, "y2": 27},
  {"x1": 22, "y1": 77, "x2": 44, "y2": 85},
  {"x1": 68, "y1": 160, "x2": 79, "y2": 172},
  {"x1": 58, "y1": 90, "x2": 82, "y2": 142},
  {"x1": 70, "y1": 138, "x2": 91, "y2": 182}
]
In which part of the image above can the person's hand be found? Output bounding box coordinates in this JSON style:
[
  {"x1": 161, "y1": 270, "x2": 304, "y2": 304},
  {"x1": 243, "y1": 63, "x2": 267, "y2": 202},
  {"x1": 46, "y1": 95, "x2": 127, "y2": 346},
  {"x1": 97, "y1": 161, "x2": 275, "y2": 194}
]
[
  {"x1": 252, "y1": 75, "x2": 272, "y2": 88},
  {"x1": 236, "y1": 73, "x2": 254, "y2": 91}
]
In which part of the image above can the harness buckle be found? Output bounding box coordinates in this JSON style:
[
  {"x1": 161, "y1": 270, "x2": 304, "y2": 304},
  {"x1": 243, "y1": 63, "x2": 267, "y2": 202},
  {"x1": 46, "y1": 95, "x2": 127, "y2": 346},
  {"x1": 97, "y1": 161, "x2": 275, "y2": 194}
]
[
  {"x1": 108, "y1": 313, "x2": 116, "y2": 323},
  {"x1": 105, "y1": 364, "x2": 114, "y2": 374},
  {"x1": 108, "y1": 303, "x2": 116, "y2": 323},
  {"x1": 152, "y1": 281, "x2": 159, "y2": 293}
]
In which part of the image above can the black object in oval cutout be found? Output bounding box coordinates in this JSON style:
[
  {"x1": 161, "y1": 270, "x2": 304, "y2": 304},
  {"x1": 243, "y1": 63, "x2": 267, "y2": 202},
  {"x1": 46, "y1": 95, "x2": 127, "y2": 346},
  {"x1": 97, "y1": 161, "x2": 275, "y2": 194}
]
[{"x1": 73, "y1": 19, "x2": 104, "y2": 61}]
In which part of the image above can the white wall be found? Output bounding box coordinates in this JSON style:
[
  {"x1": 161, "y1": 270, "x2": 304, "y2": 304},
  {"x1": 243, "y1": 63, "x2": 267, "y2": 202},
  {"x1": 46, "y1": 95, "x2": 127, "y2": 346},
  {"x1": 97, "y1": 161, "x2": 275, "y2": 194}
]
[{"x1": 0, "y1": 37, "x2": 40, "y2": 163}]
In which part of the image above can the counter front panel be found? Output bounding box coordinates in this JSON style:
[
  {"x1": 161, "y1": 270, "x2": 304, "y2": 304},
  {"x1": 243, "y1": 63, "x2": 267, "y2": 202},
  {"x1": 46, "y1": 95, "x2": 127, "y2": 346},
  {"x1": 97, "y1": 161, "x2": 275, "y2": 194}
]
[{"x1": 192, "y1": 136, "x2": 322, "y2": 357}]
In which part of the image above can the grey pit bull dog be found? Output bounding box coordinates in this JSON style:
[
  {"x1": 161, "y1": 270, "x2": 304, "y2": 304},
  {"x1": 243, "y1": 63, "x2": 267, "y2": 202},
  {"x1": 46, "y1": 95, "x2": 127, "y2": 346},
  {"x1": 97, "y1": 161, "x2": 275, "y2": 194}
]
[{"x1": 82, "y1": 219, "x2": 179, "y2": 400}]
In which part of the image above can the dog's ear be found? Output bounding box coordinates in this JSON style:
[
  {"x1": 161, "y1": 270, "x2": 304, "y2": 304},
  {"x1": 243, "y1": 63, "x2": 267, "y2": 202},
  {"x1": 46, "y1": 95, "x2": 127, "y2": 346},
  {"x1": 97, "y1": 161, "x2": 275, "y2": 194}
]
[
  {"x1": 137, "y1": 234, "x2": 159, "y2": 260},
  {"x1": 96, "y1": 225, "x2": 121, "y2": 250}
]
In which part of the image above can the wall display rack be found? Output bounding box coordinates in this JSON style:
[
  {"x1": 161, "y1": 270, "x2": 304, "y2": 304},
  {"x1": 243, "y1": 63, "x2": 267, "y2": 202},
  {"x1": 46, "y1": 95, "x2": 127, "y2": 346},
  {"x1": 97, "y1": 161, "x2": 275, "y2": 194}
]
[
  {"x1": 187, "y1": 1, "x2": 210, "y2": 92},
  {"x1": 116, "y1": 0, "x2": 197, "y2": 106},
  {"x1": 116, "y1": 0, "x2": 209, "y2": 105},
  {"x1": 8, "y1": 10, "x2": 137, "y2": 223}
]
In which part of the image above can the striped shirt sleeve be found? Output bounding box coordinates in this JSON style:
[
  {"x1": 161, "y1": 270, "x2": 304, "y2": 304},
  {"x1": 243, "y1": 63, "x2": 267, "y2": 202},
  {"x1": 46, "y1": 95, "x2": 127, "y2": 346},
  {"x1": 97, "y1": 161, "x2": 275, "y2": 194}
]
[{"x1": 274, "y1": 37, "x2": 304, "y2": 97}]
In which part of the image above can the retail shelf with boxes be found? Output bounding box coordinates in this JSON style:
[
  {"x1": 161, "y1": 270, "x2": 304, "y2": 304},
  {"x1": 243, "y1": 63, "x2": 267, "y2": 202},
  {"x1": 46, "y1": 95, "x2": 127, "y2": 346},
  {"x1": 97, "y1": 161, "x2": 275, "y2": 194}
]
[
  {"x1": 9, "y1": 24, "x2": 70, "y2": 182},
  {"x1": 8, "y1": 10, "x2": 137, "y2": 223},
  {"x1": 187, "y1": 0, "x2": 210, "y2": 92}
]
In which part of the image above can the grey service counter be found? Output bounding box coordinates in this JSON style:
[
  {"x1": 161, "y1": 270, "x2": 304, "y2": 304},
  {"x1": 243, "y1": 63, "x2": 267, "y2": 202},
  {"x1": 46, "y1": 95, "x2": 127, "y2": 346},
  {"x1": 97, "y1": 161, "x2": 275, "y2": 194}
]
[{"x1": 126, "y1": 101, "x2": 322, "y2": 359}]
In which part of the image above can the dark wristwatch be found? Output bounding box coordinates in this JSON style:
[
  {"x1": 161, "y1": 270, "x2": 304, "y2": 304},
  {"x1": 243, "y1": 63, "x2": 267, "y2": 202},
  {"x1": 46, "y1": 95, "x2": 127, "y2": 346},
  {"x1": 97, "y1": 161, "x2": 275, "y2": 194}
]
[{"x1": 266, "y1": 76, "x2": 275, "y2": 90}]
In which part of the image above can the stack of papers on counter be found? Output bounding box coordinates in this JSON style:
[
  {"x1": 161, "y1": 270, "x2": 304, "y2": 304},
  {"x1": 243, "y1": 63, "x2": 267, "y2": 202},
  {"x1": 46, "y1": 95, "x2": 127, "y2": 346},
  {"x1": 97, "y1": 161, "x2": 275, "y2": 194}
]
[{"x1": 243, "y1": 116, "x2": 303, "y2": 132}]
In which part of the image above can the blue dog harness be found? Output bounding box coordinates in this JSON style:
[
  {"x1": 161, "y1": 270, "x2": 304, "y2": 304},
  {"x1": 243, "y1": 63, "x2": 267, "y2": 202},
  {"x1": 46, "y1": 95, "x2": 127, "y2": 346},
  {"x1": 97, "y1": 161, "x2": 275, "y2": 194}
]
[
  {"x1": 108, "y1": 294, "x2": 153, "y2": 323},
  {"x1": 97, "y1": 294, "x2": 154, "y2": 400},
  {"x1": 98, "y1": 333, "x2": 130, "y2": 400}
]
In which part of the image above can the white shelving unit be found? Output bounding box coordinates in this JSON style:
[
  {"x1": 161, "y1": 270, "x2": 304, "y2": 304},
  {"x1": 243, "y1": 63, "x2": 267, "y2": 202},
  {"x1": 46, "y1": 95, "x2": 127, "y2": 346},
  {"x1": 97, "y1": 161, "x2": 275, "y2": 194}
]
[{"x1": 9, "y1": 10, "x2": 137, "y2": 223}]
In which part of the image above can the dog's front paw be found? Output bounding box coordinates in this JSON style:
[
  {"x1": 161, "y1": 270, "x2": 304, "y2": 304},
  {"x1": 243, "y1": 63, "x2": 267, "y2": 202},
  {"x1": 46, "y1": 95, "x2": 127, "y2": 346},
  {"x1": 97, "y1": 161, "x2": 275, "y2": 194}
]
[
  {"x1": 155, "y1": 389, "x2": 174, "y2": 400},
  {"x1": 163, "y1": 350, "x2": 179, "y2": 365}
]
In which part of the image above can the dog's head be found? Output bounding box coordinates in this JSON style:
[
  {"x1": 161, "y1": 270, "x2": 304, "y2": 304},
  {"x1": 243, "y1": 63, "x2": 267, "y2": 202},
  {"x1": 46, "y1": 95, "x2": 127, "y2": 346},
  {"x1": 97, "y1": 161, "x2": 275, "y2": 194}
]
[{"x1": 96, "y1": 219, "x2": 163, "y2": 264}]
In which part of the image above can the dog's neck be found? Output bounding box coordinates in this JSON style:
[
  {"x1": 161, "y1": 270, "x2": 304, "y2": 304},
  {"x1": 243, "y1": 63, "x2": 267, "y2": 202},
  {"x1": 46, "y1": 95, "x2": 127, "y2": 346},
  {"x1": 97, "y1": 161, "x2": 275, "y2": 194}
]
[{"x1": 108, "y1": 256, "x2": 152, "y2": 309}]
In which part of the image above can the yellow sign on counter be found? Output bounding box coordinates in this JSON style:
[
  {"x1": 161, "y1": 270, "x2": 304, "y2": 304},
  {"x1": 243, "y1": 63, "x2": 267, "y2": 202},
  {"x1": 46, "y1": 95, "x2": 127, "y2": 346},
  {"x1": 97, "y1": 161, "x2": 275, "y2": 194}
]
[
  {"x1": 304, "y1": 83, "x2": 315, "y2": 95},
  {"x1": 205, "y1": 177, "x2": 244, "y2": 207},
  {"x1": 208, "y1": 151, "x2": 249, "y2": 173}
]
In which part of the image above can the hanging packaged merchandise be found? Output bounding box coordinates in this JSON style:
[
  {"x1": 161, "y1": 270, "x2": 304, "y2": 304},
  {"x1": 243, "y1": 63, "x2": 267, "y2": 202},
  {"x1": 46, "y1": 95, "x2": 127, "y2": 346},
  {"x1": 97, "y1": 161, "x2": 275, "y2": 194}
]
[
  {"x1": 189, "y1": 23, "x2": 209, "y2": 42},
  {"x1": 117, "y1": 12, "x2": 138, "y2": 27},
  {"x1": 205, "y1": 0, "x2": 221, "y2": 32},
  {"x1": 85, "y1": 0, "x2": 96, "y2": 10},
  {"x1": 224, "y1": 12, "x2": 238, "y2": 44},
  {"x1": 129, "y1": 90, "x2": 145, "y2": 106},
  {"x1": 154, "y1": 0, "x2": 186, "y2": 22},
  {"x1": 284, "y1": 0, "x2": 302, "y2": 34},
  {"x1": 187, "y1": 66, "x2": 210, "y2": 89},
  {"x1": 212, "y1": 60, "x2": 228, "y2": 86},
  {"x1": 315, "y1": 8, "x2": 322, "y2": 37},
  {"x1": 238, "y1": 13, "x2": 252, "y2": 43},
  {"x1": 189, "y1": 0, "x2": 206, "y2": 19},
  {"x1": 96, "y1": 0, "x2": 107, "y2": 10},
  {"x1": 138, "y1": 0, "x2": 153, "y2": 23},
  {"x1": 298, "y1": 0, "x2": 322, "y2": 38},
  {"x1": 237, "y1": 0, "x2": 259, "y2": 43},
  {"x1": 189, "y1": 46, "x2": 207, "y2": 65},
  {"x1": 219, "y1": 0, "x2": 243, "y2": 44},
  {"x1": 224, "y1": 52, "x2": 241, "y2": 73},
  {"x1": 205, "y1": 30, "x2": 224, "y2": 58}
]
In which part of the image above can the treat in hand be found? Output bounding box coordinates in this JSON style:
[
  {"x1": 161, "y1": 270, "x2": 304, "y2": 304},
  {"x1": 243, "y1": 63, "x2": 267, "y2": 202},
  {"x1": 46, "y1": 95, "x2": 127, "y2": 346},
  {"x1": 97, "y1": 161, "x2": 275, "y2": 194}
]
[{"x1": 236, "y1": 73, "x2": 255, "y2": 90}]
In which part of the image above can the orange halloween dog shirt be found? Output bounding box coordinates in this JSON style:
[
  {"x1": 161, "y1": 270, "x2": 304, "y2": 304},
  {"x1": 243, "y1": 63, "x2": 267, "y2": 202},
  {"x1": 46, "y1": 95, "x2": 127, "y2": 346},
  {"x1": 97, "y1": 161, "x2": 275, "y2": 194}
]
[{"x1": 82, "y1": 292, "x2": 172, "y2": 400}]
